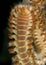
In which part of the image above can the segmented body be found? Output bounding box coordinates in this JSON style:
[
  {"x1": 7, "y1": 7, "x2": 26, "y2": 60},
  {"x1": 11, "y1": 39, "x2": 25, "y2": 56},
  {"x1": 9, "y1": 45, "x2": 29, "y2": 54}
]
[
  {"x1": 31, "y1": 0, "x2": 46, "y2": 64},
  {"x1": 8, "y1": 0, "x2": 46, "y2": 65},
  {"x1": 8, "y1": 5, "x2": 35, "y2": 65}
]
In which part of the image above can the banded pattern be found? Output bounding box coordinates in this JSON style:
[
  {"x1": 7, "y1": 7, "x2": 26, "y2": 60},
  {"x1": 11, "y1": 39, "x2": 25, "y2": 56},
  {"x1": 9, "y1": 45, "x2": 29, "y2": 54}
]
[
  {"x1": 22, "y1": 0, "x2": 46, "y2": 65},
  {"x1": 8, "y1": 5, "x2": 35, "y2": 65},
  {"x1": 31, "y1": 0, "x2": 46, "y2": 65},
  {"x1": 8, "y1": 0, "x2": 46, "y2": 65}
]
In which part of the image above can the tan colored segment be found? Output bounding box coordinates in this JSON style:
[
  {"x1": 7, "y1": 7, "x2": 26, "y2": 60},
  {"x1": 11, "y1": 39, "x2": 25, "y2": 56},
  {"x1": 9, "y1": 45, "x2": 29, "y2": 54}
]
[
  {"x1": 18, "y1": 21, "x2": 28, "y2": 25},
  {"x1": 17, "y1": 41, "x2": 25, "y2": 46},
  {"x1": 17, "y1": 26, "x2": 27, "y2": 30},
  {"x1": 18, "y1": 47, "x2": 26, "y2": 52},
  {"x1": 17, "y1": 30, "x2": 26, "y2": 35},
  {"x1": 22, "y1": 58, "x2": 29, "y2": 63},
  {"x1": 18, "y1": 17, "x2": 30, "y2": 22},
  {"x1": 17, "y1": 36, "x2": 25, "y2": 40},
  {"x1": 20, "y1": 53, "x2": 27, "y2": 58}
]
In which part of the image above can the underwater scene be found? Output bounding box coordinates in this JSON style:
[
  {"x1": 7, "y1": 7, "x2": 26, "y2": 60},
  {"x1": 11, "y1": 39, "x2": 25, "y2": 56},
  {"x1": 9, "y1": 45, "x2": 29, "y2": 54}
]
[{"x1": 0, "y1": 0, "x2": 46, "y2": 65}]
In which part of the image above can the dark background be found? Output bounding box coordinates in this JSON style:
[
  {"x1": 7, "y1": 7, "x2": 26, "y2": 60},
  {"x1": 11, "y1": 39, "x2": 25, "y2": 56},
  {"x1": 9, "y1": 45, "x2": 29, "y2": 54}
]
[
  {"x1": 0, "y1": 0, "x2": 46, "y2": 65},
  {"x1": 0, "y1": 0, "x2": 22, "y2": 65}
]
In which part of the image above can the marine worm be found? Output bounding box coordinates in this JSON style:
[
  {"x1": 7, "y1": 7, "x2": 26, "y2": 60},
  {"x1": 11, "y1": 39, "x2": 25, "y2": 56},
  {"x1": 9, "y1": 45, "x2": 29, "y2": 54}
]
[
  {"x1": 8, "y1": 0, "x2": 46, "y2": 65},
  {"x1": 8, "y1": 5, "x2": 35, "y2": 65}
]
